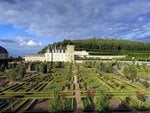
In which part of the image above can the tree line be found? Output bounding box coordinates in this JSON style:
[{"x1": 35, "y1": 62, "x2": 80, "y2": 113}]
[{"x1": 39, "y1": 38, "x2": 150, "y2": 55}]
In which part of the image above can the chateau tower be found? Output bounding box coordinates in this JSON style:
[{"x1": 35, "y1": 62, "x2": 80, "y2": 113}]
[{"x1": 66, "y1": 45, "x2": 75, "y2": 63}]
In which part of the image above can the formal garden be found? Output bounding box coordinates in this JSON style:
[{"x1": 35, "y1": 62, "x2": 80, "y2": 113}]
[{"x1": 0, "y1": 61, "x2": 149, "y2": 113}]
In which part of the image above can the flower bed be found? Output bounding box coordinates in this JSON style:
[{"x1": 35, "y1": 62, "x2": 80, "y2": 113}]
[
  {"x1": 126, "y1": 97, "x2": 150, "y2": 111},
  {"x1": 25, "y1": 99, "x2": 49, "y2": 112}
]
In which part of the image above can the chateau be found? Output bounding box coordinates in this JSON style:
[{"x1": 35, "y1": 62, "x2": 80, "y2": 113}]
[{"x1": 25, "y1": 45, "x2": 89, "y2": 63}]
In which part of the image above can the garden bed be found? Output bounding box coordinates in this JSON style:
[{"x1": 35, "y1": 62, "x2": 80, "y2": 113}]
[
  {"x1": 82, "y1": 97, "x2": 93, "y2": 112},
  {"x1": 64, "y1": 98, "x2": 74, "y2": 112},
  {"x1": 25, "y1": 99, "x2": 49, "y2": 112}
]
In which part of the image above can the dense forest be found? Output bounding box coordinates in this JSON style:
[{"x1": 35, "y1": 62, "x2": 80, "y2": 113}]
[{"x1": 39, "y1": 38, "x2": 150, "y2": 56}]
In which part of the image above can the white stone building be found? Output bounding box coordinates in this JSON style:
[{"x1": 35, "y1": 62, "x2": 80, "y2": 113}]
[
  {"x1": 74, "y1": 51, "x2": 89, "y2": 58},
  {"x1": 25, "y1": 45, "x2": 76, "y2": 63},
  {"x1": 25, "y1": 54, "x2": 45, "y2": 62},
  {"x1": 45, "y1": 45, "x2": 74, "y2": 62}
]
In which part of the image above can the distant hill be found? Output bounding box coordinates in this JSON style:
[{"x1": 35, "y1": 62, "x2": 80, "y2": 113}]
[{"x1": 38, "y1": 38, "x2": 150, "y2": 55}]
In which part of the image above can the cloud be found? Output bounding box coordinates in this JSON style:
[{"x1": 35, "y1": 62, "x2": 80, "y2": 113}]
[
  {"x1": 0, "y1": 0, "x2": 150, "y2": 42},
  {"x1": 0, "y1": 38, "x2": 16, "y2": 43},
  {"x1": 27, "y1": 40, "x2": 42, "y2": 46},
  {"x1": 0, "y1": 0, "x2": 16, "y2": 4},
  {"x1": 16, "y1": 36, "x2": 43, "y2": 46}
]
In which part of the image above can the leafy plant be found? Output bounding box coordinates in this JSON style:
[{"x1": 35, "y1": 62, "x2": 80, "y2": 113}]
[
  {"x1": 95, "y1": 88, "x2": 109, "y2": 113},
  {"x1": 48, "y1": 90, "x2": 65, "y2": 113}
]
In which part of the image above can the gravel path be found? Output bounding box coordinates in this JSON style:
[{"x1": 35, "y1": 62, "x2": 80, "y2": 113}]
[{"x1": 73, "y1": 70, "x2": 83, "y2": 113}]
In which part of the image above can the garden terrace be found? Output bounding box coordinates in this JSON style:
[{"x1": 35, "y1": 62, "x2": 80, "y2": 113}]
[{"x1": 0, "y1": 62, "x2": 149, "y2": 113}]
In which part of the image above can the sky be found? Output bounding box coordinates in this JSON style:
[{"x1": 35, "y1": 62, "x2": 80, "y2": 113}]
[{"x1": 0, "y1": 0, "x2": 150, "y2": 56}]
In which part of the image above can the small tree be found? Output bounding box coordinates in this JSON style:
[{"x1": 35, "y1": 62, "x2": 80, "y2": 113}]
[
  {"x1": 6, "y1": 69, "x2": 17, "y2": 80},
  {"x1": 95, "y1": 61, "x2": 102, "y2": 75},
  {"x1": 47, "y1": 62, "x2": 52, "y2": 73},
  {"x1": 35, "y1": 63, "x2": 40, "y2": 73},
  {"x1": 123, "y1": 66, "x2": 129, "y2": 78},
  {"x1": 12, "y1": 65, "x2": 26, "y2": 79},
  {"x1": 129, "y1": 65, "x2": 137, "y2": 82},
  {"x1": 19, "y1": 67, "x2": 26, "y2": 78}
]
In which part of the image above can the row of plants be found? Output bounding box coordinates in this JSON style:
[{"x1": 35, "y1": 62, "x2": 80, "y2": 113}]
[
  {"x1": 48, "y1": 91, "x2": 74, "y2": 113},
  {"x1": 64, "y1": 98, "x2": 74, "y2": 112},
  {"x1": 0, "y1": 82, "x2": 18, "y2": 92},
  {"x1": 0, "y1": 98, "x2": 23, "y2": 112},
  {"x1": 23, "y1": 99, "x2": 36, "y2": 112},
  {"x1": 82, "y1": 97, "x2": 93, "y2": 111},
  {"x1": 78, "y1": 63, "x2": 150, "y2": 112}
]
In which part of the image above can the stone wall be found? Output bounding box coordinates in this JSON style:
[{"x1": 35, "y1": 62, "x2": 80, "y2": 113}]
[
  {"x1": 87, "y1": 55, "x2": 126, "y2": 59},
  {"x1": 25, "y1": 54, "x2": 45, "y2": 62}
]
